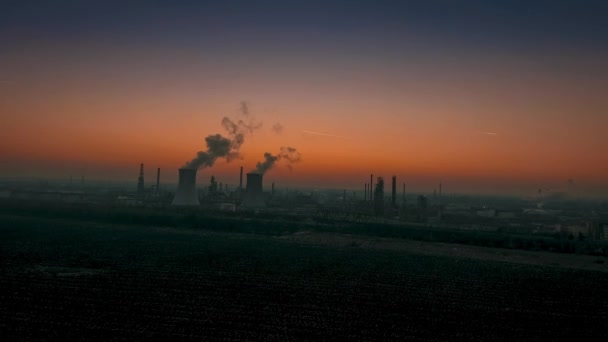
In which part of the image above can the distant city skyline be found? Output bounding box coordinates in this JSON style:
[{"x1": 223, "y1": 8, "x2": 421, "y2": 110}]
[{"x1": 1, "y1": 1, "x2": 607, "y2": 196}]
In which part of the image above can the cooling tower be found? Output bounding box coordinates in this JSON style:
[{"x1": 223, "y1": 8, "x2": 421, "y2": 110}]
[
  {"x1": 172, "y1": 168, "x2": 200, "y2": 206},
  {"x1": 241, "y1": 172, "x2": 266, "y2": 208}
]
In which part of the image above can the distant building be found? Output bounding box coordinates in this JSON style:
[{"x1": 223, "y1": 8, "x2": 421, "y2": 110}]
[
  {"x1": 137, "y1": 163, "x2": 145, "y2": 197},
  {"x1": 496, "y1": 211, "x2": 517, "y2": 219},
  {"x1": 587, "y1": 221, "x2": 608, "y2": 241},
  {"x1": 416, "y1": 195, "x2": 428, "y2": 222},
  {"x1": 374, "y1": 177, "x2": 384, "y2": 216},
  {"x1": 476, "y1": 209, "x2": 496, "y2": 218},
  {"x1": 391, "y1": 176, "x2": 396, "y2": 208}
]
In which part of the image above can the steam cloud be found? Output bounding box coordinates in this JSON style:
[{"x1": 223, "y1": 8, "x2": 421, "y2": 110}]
[
  {"x1": 254, "y1": 146, "x2": 301, "y2": 174},
  {"x1": 184, "y1": 102, "x2": 262, "y2": 169},
  {"x1": 272, "y1": 123, "x2": 283, "y2": 134}
]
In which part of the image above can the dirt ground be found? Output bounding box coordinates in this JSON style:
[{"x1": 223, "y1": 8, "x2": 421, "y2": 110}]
[{"x1": 277, "y1": 230, "x2": 608, "y2": 273}]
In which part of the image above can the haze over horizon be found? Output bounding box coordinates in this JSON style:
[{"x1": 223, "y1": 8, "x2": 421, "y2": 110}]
[{"x1": 1, "y1": 1, "x2": 607, "y2": 197}]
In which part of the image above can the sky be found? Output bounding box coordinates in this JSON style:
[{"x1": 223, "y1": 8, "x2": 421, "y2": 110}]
[{"x1": 1, "y1": 0, "x2": 607, "y2": 196}]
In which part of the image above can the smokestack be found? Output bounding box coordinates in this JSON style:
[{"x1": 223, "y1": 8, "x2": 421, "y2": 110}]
[
  {"x1": 239, "y1": 166, "x2": 243, "y2": 190},
  {"x1": 172, "y1": 168, "x2": 200, "y2": 206},
  {"x1": 271, "y1": 181, "x2": 275, "y2": 195},
  {"x1": 156, "y1": 168, "x2": 160, "y2": 194},
  {"x1": 402, "y1": 183, "x2": 406, "y2": 202},
  {"x1": 370, "y1": 174, "x2": 373, "y2": 201},
  {"x1": 374, "y1": 177, "x2": 384, "y2": 216},
  {"x1": 241, "y1": 173, "x2": 266, "y2": 208},
  {"x1": 391, "y1": 176, "x2": 396, "y2": 208},
  {"x1": 137, "y1": 163, "x2": 145, "y2": 196},
  {"x1": 364, "y1": 183, "x2": 367, "y2": 202},
  {"x1": 439, "y1": 181, "x2": 443, "y2": 221}
]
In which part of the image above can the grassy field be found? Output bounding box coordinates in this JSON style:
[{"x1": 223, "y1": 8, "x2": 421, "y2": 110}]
[
  {"x1": 1, "y1": 214, "x2": 608, "y2": 340},
  {"x1": 2, "y1": 200, "x2": 606, "y2": 257}
]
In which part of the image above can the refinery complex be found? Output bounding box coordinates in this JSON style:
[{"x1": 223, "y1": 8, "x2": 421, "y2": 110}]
[{"x1": 3, "y1": 163, "x2": 607, "y2": 242}]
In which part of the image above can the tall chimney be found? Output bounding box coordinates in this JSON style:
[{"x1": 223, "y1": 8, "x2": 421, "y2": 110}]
[
  {"x1": 370, "y1": 174, "x2": 373, "y2": 201},
  {"x1": 156, "y1": 168, "x2": 160, "y2": 194},
  {"x1": 172, "y1": 168, "x2": 200, "y2": 206},
  {"x1": 374, "y1": 177, "x2": 384, "y2": 216},
  {"x1": 391, "y1": 176, "x2": 397, "y2": 208},
  {"x1": 439, "y1": 181, "x2": 443, "y2": 220},
  {"x1": 239, "y1": 166, "x2": 243, "y2": 190},
  {"x1": 137, "y1": 163, "x2": 145, "y2": 196},
  {"x1": 272, "y1": 181, "x2": 275, "y2": 195},
  {"x1": 364, "y1": 183, "x2": 367, "y2": 202},
  {"x1": 241, "y1": 173, "x2": 266, "y2": 208}
]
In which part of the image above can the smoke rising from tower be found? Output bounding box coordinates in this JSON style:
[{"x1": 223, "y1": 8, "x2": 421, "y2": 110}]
[
  {"x1": 254, "y1": 146, "x2": 301, "y2": 174},
  {"x1": 183, "y1": 101, "x2": 262, "y2": 170}
]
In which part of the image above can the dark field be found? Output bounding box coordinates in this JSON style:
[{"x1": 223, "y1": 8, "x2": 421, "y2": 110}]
[{"x1": 1, "y1": 215, "x2": 607, "y2": 340}]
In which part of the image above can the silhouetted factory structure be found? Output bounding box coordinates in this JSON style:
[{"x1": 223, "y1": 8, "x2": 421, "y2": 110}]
[
  {"x1": 2, "y1": 161, "x2": 608, "y2": 243},
  {"x1": 391, "y1": 176, "x2": 396, "y2": 208},
  {"x1": 241, "y1": 173, "x2": 266, "y2": 208},
  {"x1": 172, "y1": 168, "x2": 200, "y2": 206},
  {"x1": 374, "y1": 177, "x2": 384, "y2": 216},
  {"x1": 137, "y1": 163, "x2": 144, "y2": 197}
]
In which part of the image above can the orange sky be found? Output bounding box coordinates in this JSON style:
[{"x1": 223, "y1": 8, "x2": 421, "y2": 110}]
[{"x1": 1, "y1": 40, "x2": 607, "y2": 196}]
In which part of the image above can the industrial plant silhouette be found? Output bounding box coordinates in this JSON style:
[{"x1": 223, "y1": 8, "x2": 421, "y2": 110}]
[{"x1": 1, "y1": 0, "x2": 608, "y2": 340}]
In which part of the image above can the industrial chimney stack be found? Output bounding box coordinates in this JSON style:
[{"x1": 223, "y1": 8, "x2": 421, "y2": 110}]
[
  {"x1": 137, "y1": 163, "x2": 145, "y2": 197},
  {"x1": 370, "y1": 174, "x2": 373, "y2": 201},
  {"x1": 239, "y1": 166, "x2": 243, "y2": 191},
  {"x1": 391, "y1": 176, "x2": 396, "y2": 208},
  {"x1": 374, "y1": 177, "x2": 384, "y2": 216},
  {"x1": 172, "y1": 168, "x2": 200, "y2": 206},
  {"x1": 241, "y1": 173, "x2": 266, "y2": 208},
  {"x1": 156, "y1": 168, "x2": 160, "y2": 194}
]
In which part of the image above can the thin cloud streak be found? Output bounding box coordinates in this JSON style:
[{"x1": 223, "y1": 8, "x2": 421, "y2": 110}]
[{"x1": 302, "y1": 130, "x2": 348, "y2": 139}]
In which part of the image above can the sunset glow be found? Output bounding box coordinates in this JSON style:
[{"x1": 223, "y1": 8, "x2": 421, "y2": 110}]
[{"x1": 1, "y1": 1, "x2": 607, "y2": 196}]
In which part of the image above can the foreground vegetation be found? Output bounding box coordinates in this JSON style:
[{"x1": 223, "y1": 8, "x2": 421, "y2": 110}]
[
  {"x1": 1, "y1": 199, "x2": 606, "y2": 257},
  {"x1": 1, "y1": 214, "x2": 607, "y2": 340}
]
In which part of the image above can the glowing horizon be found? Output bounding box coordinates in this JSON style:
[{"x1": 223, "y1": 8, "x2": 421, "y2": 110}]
[{"x1": 1, "y1": 1, "x2": 607, "y2": 196}]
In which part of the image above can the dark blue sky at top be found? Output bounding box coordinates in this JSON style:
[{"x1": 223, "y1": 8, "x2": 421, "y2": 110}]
[{"x1": 2, "y1": 0, "x2": 607, "y2": 51}]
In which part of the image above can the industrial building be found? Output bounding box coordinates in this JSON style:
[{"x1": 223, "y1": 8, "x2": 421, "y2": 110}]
[
  {"x1": 172, "y1": 168, "x2": 200, "y2": 206},
  {"x1": 240, "y1": 173, "x2": 267, "y2": 208}
]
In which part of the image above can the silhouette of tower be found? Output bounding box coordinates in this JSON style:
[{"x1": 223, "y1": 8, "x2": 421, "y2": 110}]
[
  {"x1": 137, "y1": 163, "x2": 144, "y2": 197},
  {"x1": 391, "y1": 176, "x2": 396, "y2": 208},
  {"x1": 374, "y1": 177, "x2": 384, "y2": 216},
  {"x1": 438, "y1": 181, "x2": 443, "y2": 220},
  {"x1": 239, "y1": 166, "x2": 243, "y2": 191},
  {"x1": 172, "y1": 168, "x2": 200, "y2": 206},
  {"x1": 155, "y1": 168, "x2": 160, "y2": 194},
  {"x1": 417, "y1": 195, "x2": 428, "y2": 222},
  {"x1": 370, "y1": 174, "x2": 373, "y2": 201},
  {"x1": 242, "y1": 173, "x2": 265, "y2": 208}
]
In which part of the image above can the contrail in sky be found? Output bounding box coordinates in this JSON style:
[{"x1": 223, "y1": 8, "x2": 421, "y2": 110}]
[
  {"x1": 479, "y1": 131, "x2": 498, "y2": 136},
  {"x1": 302, "y1": 130, "x2": 348, "y2": 139}
]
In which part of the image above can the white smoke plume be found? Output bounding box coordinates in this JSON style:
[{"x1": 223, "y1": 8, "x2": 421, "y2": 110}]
[
  {"x1": 254, "y1": 146, "x2": 301, "y2": 174},
  {"x1": 272, "y1": 123, "x2": 284, "y2": 134},
  {"x1": 184, "y1": 102, "x2": 262, "y2": 169}
]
